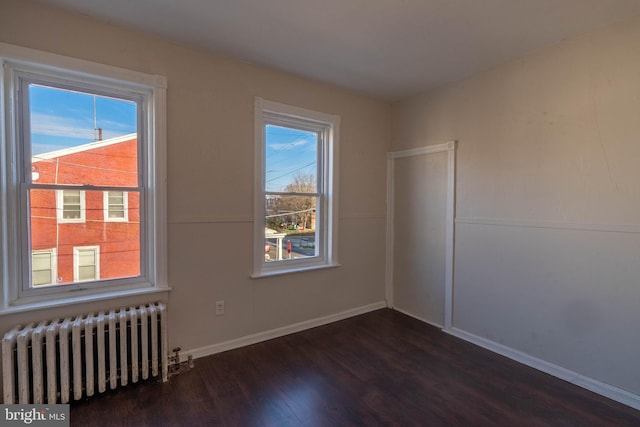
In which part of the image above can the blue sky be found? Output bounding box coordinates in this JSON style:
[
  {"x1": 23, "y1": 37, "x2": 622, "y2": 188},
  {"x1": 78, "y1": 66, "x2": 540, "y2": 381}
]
[
  {"x1": 29, "y1": 84, "x2": 137, "y2": 155},
  {"x1": 28, "y1": 85, "x2": 316, "y2": 191},
  {"x1": 265, "y1": 125, "x2": 317, "y2": 192}
]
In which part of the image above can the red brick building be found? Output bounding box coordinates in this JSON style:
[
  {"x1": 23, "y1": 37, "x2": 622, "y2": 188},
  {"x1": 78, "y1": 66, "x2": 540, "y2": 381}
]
[{"x1": 30, "y1": 134, "x2": 140, "y2": 286}]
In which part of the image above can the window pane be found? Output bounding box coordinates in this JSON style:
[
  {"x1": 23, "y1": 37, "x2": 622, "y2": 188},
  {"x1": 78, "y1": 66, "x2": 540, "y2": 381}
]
[
  {"x1": 62, "y1": 190, "x2": 81, "y2": 219},
  {"x1": 108, "y1": 192, "x2": 124, "y2": 204},
  {"x1": 32, "y1": 252, "x2": 51, "y2": 270},
  {"x1": 78, "y1": 250, "x2": 96, "y2": 266},
  {"x1": 107, "y1": 191, "x2": 126, "y2": 219},
  {"x1": 265, "y1": 125, "x2": 317, "y2": 193},
  {"x1": 32, "y1": 270, "x2": 53, "y2": 286},
  {"x1": 32, "y1": 252, "x2": 53, "y2": 286},
  {"x1": 108, "y1": 209, "x2": 125, "y2": 219},
  {"x1": 29, "y1": 189, "x2": 141, "y2": 287},
  {"x1": 63, "y1": 191, "x2": 80, "y2": 204},
  {"x1": 264, "y1": 195, "x2": 318, "y2": 262},
  {"x1": 29, "y1": 84, "x2": 138, "y2": 188},
  {"x1": 78, "y1": 265, "x2": 96, "y2": 281}
]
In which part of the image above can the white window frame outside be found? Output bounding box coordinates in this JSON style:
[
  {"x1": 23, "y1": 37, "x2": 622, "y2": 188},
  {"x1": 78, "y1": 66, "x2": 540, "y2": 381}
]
[
  {"x1": 252, "y1": 98, "x2": 340, "y2": 278},
  {"x1": 0, "y1": 42, "x2": 168, "y2": 313},
  {"x1": 56, "y1": 189, "x2": 86, "y2": 223},
  {"x1": 73, "y1": 246, "x2": 100, "y2": 282},
  {"x1": 103, "y1": 191, "x2": 128, "y2": 222},
  {"x1": 31, "y1": 248, "x2": 57, "y2": 287}
]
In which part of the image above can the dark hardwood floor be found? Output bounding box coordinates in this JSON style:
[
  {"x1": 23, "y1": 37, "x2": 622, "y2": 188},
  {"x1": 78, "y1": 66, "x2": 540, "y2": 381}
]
[{"x1": 71, "y1": 309, "x2": 640, "y2": 426}]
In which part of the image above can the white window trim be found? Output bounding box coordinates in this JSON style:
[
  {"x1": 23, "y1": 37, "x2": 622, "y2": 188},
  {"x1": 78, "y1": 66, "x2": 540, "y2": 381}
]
[
  {"x1": 31, "y1": 248, "x2": 57, "y2": 287},
  {"x1": 56, "y1": 189, "x2": 86, "y2": 223},
  {"x1": 0, "y1": 42, "x2": 169, "y2": 313},
  {"x1": 73, "y1": 246, "x2": 100, "y2": 282},
  {"x1": 103, "y1": 191, "x2": 129, "y2": 222},
  {"x1": 252, "y1": 98, "x2": 340, "y2": 278}
]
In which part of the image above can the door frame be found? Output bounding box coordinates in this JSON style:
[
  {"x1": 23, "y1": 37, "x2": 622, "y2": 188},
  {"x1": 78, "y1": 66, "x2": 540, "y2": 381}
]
[{"x1": 385, "y1": 141, "x2": 457, "y2": 330}]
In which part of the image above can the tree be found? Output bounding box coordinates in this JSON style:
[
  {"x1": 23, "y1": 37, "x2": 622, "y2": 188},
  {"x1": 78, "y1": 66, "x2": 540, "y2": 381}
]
[{"x1": 280, "y1": 172, "x2": 316, "y2": 230}]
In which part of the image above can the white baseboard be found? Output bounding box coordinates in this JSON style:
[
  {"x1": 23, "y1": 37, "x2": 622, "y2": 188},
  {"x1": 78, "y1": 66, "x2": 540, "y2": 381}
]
[
  {"x1": 182, "y1": 301, "x2": 387, "y2": 361},
  {"x1": 392, "y1": 307, "x2": 444, "y2": 330},
  {"x1": 179, "y1": 303, "x2": 640, "y2": 412},
  {"x1": 447, "y1": 327, "x2": 640, "y2": 411}
]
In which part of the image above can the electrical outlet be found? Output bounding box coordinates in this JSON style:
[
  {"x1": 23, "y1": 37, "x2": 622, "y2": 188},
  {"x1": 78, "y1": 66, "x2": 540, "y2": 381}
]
[{"x1": 215, "y1": 300, "x2": 225, "y2": 316}]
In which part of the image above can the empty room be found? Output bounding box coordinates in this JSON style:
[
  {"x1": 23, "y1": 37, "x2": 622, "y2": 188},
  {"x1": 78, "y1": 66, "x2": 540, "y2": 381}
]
[{"x1": 1, "y1": 0, "x2": 640, "y2": 425}]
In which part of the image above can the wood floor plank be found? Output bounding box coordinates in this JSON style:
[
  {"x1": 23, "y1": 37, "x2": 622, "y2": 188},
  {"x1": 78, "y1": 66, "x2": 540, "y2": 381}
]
[{"x1": 70, "y1": 309, "x2": 640, "y2": 426}]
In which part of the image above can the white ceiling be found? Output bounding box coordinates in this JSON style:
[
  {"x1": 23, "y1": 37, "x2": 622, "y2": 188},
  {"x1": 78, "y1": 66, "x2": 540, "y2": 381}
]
[{"x1": 36, "y1": 0, "x2": 640, "y2": 100}]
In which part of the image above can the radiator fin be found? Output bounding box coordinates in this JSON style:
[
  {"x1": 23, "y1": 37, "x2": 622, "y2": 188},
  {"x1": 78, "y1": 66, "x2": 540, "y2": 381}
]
[{"x1": 2, "y1": 302, "x2": 168, "y2": 404}]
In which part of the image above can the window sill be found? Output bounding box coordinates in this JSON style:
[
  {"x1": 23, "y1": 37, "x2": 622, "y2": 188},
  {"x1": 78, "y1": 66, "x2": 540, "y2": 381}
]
[
  {"x1": 0, "y1": 286, "x2": 171, "y2": 316},
  {"x1": 251, "y1": 263, "x2": 341, "y2": 279}
]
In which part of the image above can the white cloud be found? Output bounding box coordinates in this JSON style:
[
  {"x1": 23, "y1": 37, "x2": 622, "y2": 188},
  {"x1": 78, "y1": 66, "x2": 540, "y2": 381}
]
[
  {"x1": 30, "y1": 112, "x2": 94, "y2": 139},
  {"x1": 97, "y1": 118, "x2": 137, "y2": 132},
  {"x1": 30, "y1": 113, "x2": 134, "y2": 139}
]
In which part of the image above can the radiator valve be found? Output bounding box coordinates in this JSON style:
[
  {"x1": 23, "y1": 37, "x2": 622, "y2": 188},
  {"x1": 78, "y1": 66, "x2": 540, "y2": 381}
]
[
  {"x1": 168, "y1": 347, "x2": 194, "y2": 377},
  {"x1": 169, "y1": 347, "x2": 181, "y2": 366}
]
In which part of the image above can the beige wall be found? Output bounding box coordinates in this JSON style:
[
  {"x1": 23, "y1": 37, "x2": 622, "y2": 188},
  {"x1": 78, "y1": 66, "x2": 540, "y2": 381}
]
[
  {"x1": 0, "y1": 0, "x2": 389, "y2": 354},
  {"x1": 392, "y1": 16, "x2": 640, "y2": 395}
]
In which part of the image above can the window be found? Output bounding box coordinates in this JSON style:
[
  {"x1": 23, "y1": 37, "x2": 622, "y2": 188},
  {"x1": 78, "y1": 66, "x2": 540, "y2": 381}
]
[
  {"x1": 57, "y1": 190, "x2": 85, "y2": 222},
  {"x1": 0, "y1": 42, "x2": 168, "y2": 311},
  {"x1": 253, "y1": 98, "x2": 339, "y2": 277},
  {"x1": 104, "y1": 191, "x2": 128, "y2": 222},
  {"x1": 73, "y1": 246, "x2": 99, "y2": 282},
  {"x1": 31, "y1": 249, "x2": 57, "y2": 287}
]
